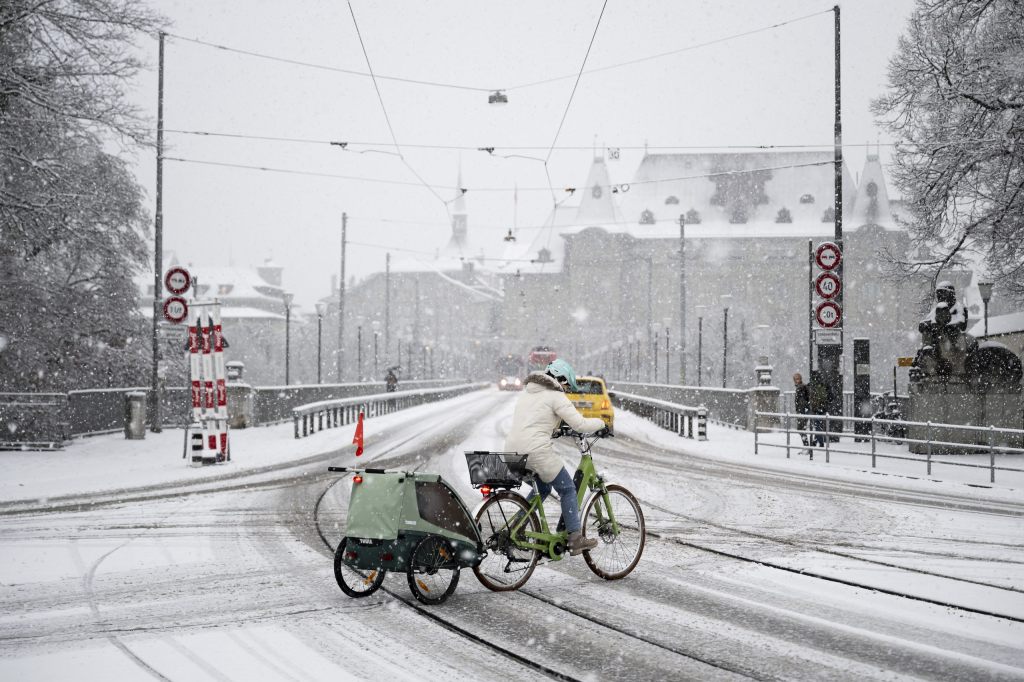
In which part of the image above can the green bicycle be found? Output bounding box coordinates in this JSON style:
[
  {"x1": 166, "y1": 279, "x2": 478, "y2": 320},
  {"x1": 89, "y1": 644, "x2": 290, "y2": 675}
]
[{"x1": 465, "y1": 427, "x2": 645, "y2": 591}]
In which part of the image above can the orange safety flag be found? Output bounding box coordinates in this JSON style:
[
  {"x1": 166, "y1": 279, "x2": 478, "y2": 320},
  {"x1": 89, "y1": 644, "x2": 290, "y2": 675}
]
[{"x1": 352, "y1": 412, "x2": 365, "y2": 457}]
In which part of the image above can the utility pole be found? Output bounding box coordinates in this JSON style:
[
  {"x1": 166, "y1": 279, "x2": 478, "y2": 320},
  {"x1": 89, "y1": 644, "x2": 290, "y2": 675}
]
[
  {"x1": 678, "y1": 215, "x2": 686, "y2": 385},
  {"x1": 150, "y1": 31, "x2": 165, "y2": 433},
  {"x1": 338, "y1": 212, "x2": 347, "y2": 382},
  {"x1": 828, "y1": 4, "x2": 845, "y2": 421},
  {"x1": 385, "y1": 252, "x2": 391, "y2": 364}
]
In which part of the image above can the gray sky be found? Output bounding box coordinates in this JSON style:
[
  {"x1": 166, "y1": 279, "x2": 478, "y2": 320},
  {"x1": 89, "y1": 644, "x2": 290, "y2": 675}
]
[{"x1": 129, "y1": 0, "x2": 917, "y2": 310}]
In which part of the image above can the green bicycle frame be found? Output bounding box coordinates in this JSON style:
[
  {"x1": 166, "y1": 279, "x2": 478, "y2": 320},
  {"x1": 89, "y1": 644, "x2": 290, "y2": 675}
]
[{"x1": 503, "y1": 448, "x2": 622, "y2": 561}]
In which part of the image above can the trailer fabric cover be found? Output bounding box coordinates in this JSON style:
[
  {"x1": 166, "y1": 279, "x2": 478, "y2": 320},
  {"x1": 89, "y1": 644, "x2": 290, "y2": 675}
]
[{"x1": 345, "y1": 472, "x2": 406, "y2": 540}]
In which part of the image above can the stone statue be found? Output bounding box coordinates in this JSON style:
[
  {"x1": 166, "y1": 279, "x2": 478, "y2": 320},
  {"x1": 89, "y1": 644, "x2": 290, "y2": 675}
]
[{"x1": 912, "y1": 281, "x2": 1021, "y2": 389}]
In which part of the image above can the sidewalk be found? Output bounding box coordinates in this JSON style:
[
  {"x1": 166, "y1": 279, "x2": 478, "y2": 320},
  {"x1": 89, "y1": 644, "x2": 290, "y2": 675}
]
[
  {"x1": 0, "y1": 393, "x2": 475, "y2": 504},
  {"x1": 619, "y1": 410, "x2": 1024, "y2": 505}
]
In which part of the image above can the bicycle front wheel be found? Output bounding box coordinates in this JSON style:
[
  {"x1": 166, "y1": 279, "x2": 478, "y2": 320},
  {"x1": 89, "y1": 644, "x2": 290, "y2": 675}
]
[
  {"x1": 582, "y1": 484, "x2": 645, "y2": 580},
  {"x1": 473, "y1": 492, "x2": 540, "y2": 592}
]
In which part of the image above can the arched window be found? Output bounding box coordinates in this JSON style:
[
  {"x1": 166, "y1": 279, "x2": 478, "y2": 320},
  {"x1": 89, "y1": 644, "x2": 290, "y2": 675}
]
[
  {"x1": 799, "y1": 193, "x2": 815, "y2": 204},
  {"x1": 664, "y1": 195, "x2": 679, "y2": 205}
]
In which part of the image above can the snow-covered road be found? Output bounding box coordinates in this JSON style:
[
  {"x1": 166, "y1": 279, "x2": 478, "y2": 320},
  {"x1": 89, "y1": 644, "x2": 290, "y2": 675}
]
[{"x1": 1, "y1": 388, "x2": 1022, "y2": 680}]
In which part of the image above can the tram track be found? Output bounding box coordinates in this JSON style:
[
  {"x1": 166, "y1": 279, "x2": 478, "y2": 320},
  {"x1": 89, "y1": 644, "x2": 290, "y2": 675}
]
[
  {"x1": 307, "y1": 400, "x2": 751, "y2": 681},
  {"x1": 591, "y1": 434, "x2": 1024, "y2": 623}
]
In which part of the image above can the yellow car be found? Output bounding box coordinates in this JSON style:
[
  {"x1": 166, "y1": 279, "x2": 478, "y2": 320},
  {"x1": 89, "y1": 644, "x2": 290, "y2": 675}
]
[{"x1": 564, "y1": 375, "x2": 614, "y2": 429}]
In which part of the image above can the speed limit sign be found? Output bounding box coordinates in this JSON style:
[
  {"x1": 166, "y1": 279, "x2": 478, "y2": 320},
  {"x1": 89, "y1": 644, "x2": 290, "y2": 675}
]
[
  {"x1": 815, "y1": 242, "x2": 842, "y2": 271},
  {"x1": 815, "y1": 301, "x2": 842, "y2": 328},
  {"x1": 815, "y1": 272, "x2": 842, "y2": 300},
  {"x1": 163, "y1": 296, "x2": 189, "y2": 324}
]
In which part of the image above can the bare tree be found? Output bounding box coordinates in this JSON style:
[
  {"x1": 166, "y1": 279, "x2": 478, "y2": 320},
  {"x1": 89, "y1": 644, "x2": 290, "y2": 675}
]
[
  {"x1": 873, "y1": 0, "x2": 1024, "y2": 299},
  {"x1": 0, "y1": 0, "x2": 166, "y2": 390}
]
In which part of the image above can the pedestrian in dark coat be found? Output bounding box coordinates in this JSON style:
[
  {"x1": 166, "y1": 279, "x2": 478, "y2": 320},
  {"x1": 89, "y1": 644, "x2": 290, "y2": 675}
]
[
  {"x1": 807, "y1": 370, "x2": 830, "y2": 451},
  {"x1": 793, "y1": 373, "x2": 811, "y2": 453}
]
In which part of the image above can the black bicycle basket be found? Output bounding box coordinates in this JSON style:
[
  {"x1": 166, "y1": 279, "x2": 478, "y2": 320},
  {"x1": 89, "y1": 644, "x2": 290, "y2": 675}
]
[{"x1": 464, "y1": 451, "x2": 529, "y2": 487}]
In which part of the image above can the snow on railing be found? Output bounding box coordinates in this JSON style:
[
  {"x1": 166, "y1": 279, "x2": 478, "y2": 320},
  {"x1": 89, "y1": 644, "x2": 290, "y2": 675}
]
[
  {"x1": 292, "y1": 383, "x2": 489, "y2": 439},
  {"x1": 612, "y1": 391, "x2": 707, "y2": 441},
  {"x1": 755, "y1": 411, "x2": 1024, "y2": 483}
]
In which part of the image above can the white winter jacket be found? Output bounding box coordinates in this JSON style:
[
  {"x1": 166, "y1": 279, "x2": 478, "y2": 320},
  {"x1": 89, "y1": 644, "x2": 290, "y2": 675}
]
[{"x1": 504, "y1": 372, "x2": 606, "y2": 483}]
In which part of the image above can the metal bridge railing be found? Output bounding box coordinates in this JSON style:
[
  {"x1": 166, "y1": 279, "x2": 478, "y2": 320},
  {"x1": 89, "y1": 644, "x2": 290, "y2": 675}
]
[
  {"x1": 755, "y1": 411, "x2": 1024, "y2": 483},
  {"x1": 292, "y1": 383, "x2": 489, "y2": 439},
  {"x1": 612, "y1": 391, "x2": 707, "y2": 441}
]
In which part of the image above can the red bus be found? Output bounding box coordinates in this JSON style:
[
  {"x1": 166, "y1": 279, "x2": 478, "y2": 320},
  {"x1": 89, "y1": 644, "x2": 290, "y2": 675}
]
[{"x1": 527, "y1": 346, "x2": 557, "y2": 373}]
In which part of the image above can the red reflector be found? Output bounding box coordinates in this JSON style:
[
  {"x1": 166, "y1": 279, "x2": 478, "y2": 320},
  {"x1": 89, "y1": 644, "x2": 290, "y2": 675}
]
[
  {"x1": 345, "y1": 551, "x2": 358, "y2": 561},
  {"x1": 480, "y1": 485, "x2": 492, "y2": 497},
  {"x1": 381, "y1": 552, "x2": 394, "y2": 561},
  {"x1": 353, "y1": 475, "x2": 363, "y2": 484}
]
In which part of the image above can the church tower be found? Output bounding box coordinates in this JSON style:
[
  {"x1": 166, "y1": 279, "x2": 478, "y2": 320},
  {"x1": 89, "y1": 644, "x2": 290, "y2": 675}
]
[{"x1": 445, "y1": 164, "x2": 468, "y2": 255}]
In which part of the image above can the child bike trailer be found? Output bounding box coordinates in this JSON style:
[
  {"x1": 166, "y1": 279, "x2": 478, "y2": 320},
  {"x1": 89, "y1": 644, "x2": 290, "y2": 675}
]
[{"x1": 328, "y1": 466, "x2": 483, "y2": 605}]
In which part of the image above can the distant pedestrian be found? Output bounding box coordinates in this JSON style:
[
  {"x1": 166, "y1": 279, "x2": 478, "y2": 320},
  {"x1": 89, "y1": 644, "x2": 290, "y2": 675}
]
[
  {"x1": 807, "y1": 371, "x2": 830, "y2": 454},
  {"x1": 385, "y1": 368, "x2": 398, "y2": 393},
  {"x1": 793, "y1": 373, "x2": 811, "y2": 456}
]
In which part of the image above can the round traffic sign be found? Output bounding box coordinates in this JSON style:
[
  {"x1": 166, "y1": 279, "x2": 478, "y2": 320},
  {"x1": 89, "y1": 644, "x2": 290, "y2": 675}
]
[
  {"x1": 815, "y1": 272, "x2": 842, "y2": 300},
  {"x1": 164, "y1": 267, "x2": 192, "y2": 295},
  {"x1": 815, "y1": 242, "x2": 842, "y2": 271},
  {"x1": 163, "y1": 296, "x2": 189, "y2": 324},
  {"x1": 815, "y1": 301, "x2": 842, "y2": 328}
]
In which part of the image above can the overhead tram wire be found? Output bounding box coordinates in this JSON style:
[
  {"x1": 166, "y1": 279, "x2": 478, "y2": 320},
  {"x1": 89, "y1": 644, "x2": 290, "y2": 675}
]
[
  {"x1": 539, "y1": 0, "x2": 609, "y2": 258},
  {"x1": 160, "y1": 128, "x2": 1000, "y2": 152},
  {"x1": 506, "y1": 8, "x2": 833, "y2": 91},
  {"x1": 161, "y1": 9, "x2": 829, "y2": 98},
  {"x1": 163, "y1": 156, "x2": 835, "y2": 194},
  {"x1": 162, "y1": 31, "x2": 494, "y2": 93},
  {"x1": 344, "y1": 0, "x2": 454, "y2": 222}
]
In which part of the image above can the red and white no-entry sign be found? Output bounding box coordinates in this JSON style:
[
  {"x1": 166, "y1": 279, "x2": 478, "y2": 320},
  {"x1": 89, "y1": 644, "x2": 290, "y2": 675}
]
[
  {"x1": 815, "y1": 272, "x2": 842, "y2": 300},
  {"x1": 164, "y1": 267, "x2": 192, "y2": 295},
  {"x1": 815, "y1": 301, "x2": 842, "y2": 328},
  {"x1": 163, "y1": 296, "x2": 189, "y2": 324},
  {"x1": 815, "y1": 242, "x2": 842, "y2": 271}
]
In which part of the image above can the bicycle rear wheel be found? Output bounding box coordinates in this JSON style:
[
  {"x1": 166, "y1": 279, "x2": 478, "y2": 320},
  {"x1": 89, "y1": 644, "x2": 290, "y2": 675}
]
[
  {"x1": 582, "y1": 484, "x2": 645, "y2": 580},
  {"x1": 473, "y1": 492, "x2": 540, "y2": 592}
]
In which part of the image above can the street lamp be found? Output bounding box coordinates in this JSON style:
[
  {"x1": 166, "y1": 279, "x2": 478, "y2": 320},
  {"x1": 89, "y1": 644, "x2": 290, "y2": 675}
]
[
  {"x1": 315, "y1": 302, "x2": 327, "y2": 384},
  {"x1": 357, "y1": 324, "x2": 363, "y2": 381},
  {"x1": 720, "y1": 294, "x2": 733, "y2": 388},
  {"x1": 282, "y1": 292, "x2": 294, "y2": 385},
  {"x1": 372, "y1": 320, "x2": 381, "y2": 379},
  {"x1": 663, "y1": 317, "x2": 672, "y2": 384},
  {"x1": 695, "y1": 305, "x2": 706, "y2": 387},
  {"x1": 978, "y1": 281, "x2": 994, "y2": 337}
]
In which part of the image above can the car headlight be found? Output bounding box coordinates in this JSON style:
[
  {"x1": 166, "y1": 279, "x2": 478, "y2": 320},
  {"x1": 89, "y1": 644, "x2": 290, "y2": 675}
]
[
  {"x1": 500, "y1": 379, "x2": 507, "y2": 386},
  {"x1": 514, "y1": 378, "x2": 521, "y2": 386}
]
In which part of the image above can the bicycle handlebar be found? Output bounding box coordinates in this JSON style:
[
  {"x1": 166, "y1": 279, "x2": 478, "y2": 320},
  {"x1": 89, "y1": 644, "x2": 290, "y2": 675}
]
[{"x1": 552, "y1": 424, "x2": 614, "y2": 439}]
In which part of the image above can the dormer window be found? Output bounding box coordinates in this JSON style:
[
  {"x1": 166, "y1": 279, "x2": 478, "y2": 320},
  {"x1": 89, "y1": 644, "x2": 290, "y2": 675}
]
[
  {"x1": 535, "y1": 247, "x2": 553, "y2": 264},
  {"x1": 685, "y1": 208, "x2": 701, "y2": 225},
  {"x1": 664, "y1": 195, "x2": 679, "y2": 205},
  {"x1": 799, "y1": 193, "x2": 815, "y2": 204},
  {"x1": 775, "y1": 207, "x2": 793, "y2": 223},
  {"x1": 639, "y1": 209, "x2": 655, "y2": 224},
  {"x1": 822, "y1": 206, "x2": 835, "y2": 222},
  {"x1": 218, "y1": 284, "x2": 234, "y2": 295}
]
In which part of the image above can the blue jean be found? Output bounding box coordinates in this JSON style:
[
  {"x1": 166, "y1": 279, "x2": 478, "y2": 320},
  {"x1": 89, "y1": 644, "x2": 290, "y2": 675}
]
[{"x1": 527, "y1": 467, "x2": 581, "y2": 534}]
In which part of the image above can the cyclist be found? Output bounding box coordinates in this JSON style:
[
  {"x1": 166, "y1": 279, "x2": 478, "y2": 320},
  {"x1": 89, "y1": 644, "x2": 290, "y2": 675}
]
[{"x1": 505, "y1": 359, "x2": 607, "y2": 555}]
